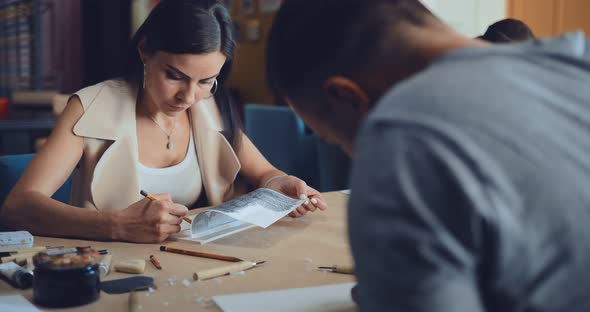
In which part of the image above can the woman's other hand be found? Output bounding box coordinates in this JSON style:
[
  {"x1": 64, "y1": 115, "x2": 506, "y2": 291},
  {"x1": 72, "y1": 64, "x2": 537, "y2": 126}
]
[{"x1": 265, "y1": 175, "x2": 328, "y2": 217}]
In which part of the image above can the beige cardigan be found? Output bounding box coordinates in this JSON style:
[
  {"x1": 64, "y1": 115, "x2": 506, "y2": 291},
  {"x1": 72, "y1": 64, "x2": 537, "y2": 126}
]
[{"x1": 69, "y1": 80, "x2": 242, "y2": 211}]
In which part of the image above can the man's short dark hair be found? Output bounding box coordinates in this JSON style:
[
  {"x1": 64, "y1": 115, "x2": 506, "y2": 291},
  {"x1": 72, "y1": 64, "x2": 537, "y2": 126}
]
[
  {"x1": 266, "y1": 0, "x2": 435, "y2": 101},
  {"x1": 479, "y1": 18, "x2": 536, "y2": 43}
]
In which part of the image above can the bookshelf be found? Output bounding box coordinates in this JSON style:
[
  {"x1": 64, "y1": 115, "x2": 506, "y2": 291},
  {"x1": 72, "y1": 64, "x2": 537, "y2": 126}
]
[{"x1": 0, "y1": 0, "x2": 45, "y2": 98}]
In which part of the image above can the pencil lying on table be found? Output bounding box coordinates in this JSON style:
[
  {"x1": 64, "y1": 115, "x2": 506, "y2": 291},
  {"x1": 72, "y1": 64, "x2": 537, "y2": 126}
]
[
  {"x1": 160, "y1": 246, "x2": 242, "y2": 262},
  {"x1": 149, "y1": 255, "x2": 162, "y2": 270},
  {"x1": 140, "y1": 190, "x2": 192, "y2": 224}
]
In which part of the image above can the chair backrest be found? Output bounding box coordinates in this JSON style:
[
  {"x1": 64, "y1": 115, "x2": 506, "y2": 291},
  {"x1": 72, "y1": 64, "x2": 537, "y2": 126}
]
[
  {"x1": 244, "y1": 104, "x2": 320, "y2": 188},
  {"x1": 0, "y1": 153, "x2": 71, "y2": 207},
  {"x1": 315, "y1": 140, "x2": 351, "y2": 192}
]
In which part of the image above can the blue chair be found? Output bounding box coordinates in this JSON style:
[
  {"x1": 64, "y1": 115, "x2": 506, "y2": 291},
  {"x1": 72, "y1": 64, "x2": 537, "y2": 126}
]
[
  {"x1": 0, "y1": 153, "x2": 71, "y2": 207},
  {"x1": 315, "y1": 140, "x2": 351, "y2": 192},
  {"x1": 244, "y1": 104, "x2": 320, "y2": 189}
]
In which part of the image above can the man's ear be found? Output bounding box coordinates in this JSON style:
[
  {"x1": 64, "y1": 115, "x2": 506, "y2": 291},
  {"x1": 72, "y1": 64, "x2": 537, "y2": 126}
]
[{"x1": 323, "y1": 77, "x2": 370, "y2": 116}]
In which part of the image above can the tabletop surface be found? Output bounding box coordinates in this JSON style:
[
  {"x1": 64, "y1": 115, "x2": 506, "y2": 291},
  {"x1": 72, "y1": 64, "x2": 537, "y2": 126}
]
[{"x1": 0, "y1": 191, "x2": 356, "y2": 311}]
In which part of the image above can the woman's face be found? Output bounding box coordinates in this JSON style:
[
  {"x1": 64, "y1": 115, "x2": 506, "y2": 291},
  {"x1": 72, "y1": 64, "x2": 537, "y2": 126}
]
[{"x1": 141, "y1": 50, "x2": 227, "y2": 116}]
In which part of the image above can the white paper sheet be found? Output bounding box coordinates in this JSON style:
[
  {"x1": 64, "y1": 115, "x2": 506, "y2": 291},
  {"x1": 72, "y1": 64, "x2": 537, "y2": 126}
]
[
  {"x1": 174, "y1": 188, "x2": 305, "y2": 244},
  {"x1": 213, "y1": 283, "x2": 356, "y2": 312},
  {"x1": 202, "y1": 188, "x2": 304, "y2": 228},
  {"x1": 0, "y1": 295, "x2": 41, "y2": 312},
  {"x1": 340, "y1": 189, "x2": 351, "y2": 195}
]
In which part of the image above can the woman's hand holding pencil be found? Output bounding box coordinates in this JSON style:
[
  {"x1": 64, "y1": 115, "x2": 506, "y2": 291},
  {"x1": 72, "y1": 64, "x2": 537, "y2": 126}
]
[
  {"x1": 140, "y1": 190, "x2": 192, "y2": 224},
  {"x1": 110, "y1": 192, "x2": 190, "y2": 243}
]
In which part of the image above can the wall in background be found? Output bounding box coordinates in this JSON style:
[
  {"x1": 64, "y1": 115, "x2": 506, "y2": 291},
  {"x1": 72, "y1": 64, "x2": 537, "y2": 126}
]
[
  {"x1": 422, "y1": 0, "x2": 506, "y2": 37},
  {"x1": 226, "y1": 0, "x2": 278, "y2": 105},
  {"x1": 508, "y1": 0, "x2": 590, "y2": 37},
  {"x1": 130, "y1": 0, "x2": 159, "y2": 36}
]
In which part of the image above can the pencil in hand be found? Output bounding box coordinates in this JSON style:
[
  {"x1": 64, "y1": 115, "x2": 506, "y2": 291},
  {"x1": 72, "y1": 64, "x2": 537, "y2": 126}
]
[
  {"x1": 140, "y1": 190, "x2": 158, "y2": 201},
  {"x1": 140, "y1": 190, "x2": 192, "y2": 224}
]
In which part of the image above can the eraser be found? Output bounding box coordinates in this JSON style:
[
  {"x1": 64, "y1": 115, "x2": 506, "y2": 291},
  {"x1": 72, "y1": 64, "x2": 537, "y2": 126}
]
[{"x1": 114, "y1": 260, "x2": 146, "y2": 274}]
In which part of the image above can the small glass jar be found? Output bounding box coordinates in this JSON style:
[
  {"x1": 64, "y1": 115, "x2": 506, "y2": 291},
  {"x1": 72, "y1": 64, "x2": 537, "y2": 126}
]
[{"x1": 33, "y1": 248, "x2": 101, "y2": 308}]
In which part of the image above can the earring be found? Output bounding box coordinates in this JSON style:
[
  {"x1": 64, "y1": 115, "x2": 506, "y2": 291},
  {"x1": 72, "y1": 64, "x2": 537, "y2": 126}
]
[
  {"x1": 205, "y1": 79, "x2": 218, "y2": 99},
  {"x1": 211, "y1": 79, "x2": 218, "y2": 95},
  {"x1": 143, "y1": 64, "x2": 146, "y2": 89}
]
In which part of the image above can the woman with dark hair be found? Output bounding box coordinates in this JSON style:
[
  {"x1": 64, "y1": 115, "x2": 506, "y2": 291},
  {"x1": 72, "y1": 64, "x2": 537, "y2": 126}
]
[
  {"x1": 479, "y1": 18, "x2": 536, "y2": 43},
  {"x1": 0, "y1": 0, "x2": 326, "y2": 243}
]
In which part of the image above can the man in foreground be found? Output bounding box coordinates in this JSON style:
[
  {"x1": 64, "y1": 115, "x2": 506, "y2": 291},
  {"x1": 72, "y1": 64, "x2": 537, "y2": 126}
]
[{"x1": 267, "y1": 0, "x2": 590, "y2": 311}]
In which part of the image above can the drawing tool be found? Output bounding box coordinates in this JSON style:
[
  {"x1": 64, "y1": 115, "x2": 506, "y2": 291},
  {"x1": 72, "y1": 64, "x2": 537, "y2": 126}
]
[
  {"x1": 159, "y1": 246, "x2": 242, "y2": 262},
  {"x1": 140, "y1": 190, "x2": 192, "y2": 224},
  {"x1": 193, "y1": 261, "x2": 266, "y2": 281},
  {"x1": 149, "y1": 255, "x2": 162, "y2": 270}
]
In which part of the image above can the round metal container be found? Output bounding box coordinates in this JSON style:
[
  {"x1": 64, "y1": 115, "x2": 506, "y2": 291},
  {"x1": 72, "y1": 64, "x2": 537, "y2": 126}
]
[{"x1": 33, "y1": 248, "x2": 101, "y2": 308}]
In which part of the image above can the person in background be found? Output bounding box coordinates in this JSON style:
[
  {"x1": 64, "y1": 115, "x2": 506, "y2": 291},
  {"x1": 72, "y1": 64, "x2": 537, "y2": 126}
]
[
  {"x1": 479, "y1": 18, "x2": 536, "y2": 43},
  {"x1": 0, "y1": 0, "x2": 327, "y2": 243},
  {"x1": 267, "y1": 0, "x2": 590, "y2": 311}
]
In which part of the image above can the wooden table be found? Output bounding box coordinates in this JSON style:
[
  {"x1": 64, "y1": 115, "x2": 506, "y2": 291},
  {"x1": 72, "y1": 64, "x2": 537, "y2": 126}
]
[{"x1": 0, "y1": 192, "x2": 355, "y2": 311}]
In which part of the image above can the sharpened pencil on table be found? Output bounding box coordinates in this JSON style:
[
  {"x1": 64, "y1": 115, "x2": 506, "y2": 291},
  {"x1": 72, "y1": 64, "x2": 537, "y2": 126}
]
[{"x1": 159, "y1": 246, "x2": 243, "y2": 262}]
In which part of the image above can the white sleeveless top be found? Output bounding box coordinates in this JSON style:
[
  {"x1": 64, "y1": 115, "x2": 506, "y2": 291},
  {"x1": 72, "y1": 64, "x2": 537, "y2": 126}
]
[{"x1": 137, "y1": 131, "x2": 202, "y2": 207}]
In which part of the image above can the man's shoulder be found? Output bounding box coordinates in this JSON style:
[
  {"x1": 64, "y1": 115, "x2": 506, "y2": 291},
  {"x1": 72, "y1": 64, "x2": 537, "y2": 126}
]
[
  {"x1": 367, "y1": 64, "x2": 490, "y2": 125},
  {"x1": 368, "y1": 45, "x2": 563, "y2": 127}
]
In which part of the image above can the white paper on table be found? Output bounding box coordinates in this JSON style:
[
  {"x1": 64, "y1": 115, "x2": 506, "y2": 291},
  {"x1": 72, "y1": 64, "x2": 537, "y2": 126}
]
[
  {"x1": 201, "y1": 188, "x2": 304, "y2": 228},
  {"x1": 173, "y1": 188, "x2": 305, "y2": 244},
  {"x1": 340, "y1": 189, "x2": 351, "y2": 195},
  {"x1": 213, "y1": 283, "x2": 356, "y2": 312},
  {"x1": 0, "y1": 295, "x2": 41, "y2": 312}
]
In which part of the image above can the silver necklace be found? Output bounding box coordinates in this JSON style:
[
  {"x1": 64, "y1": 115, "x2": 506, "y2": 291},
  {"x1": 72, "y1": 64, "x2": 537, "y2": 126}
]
[{"x1": 149, "y1": 116, "x2": 178, "y2": 150}]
